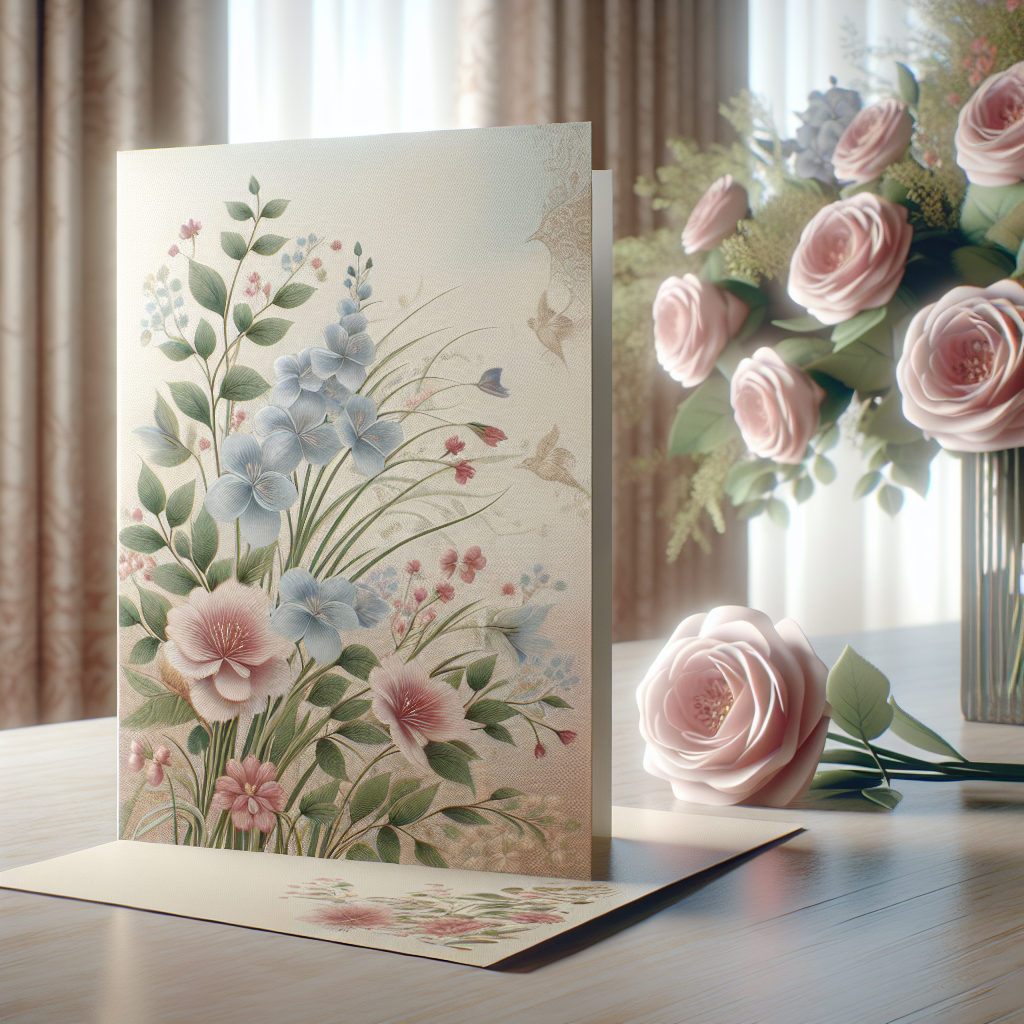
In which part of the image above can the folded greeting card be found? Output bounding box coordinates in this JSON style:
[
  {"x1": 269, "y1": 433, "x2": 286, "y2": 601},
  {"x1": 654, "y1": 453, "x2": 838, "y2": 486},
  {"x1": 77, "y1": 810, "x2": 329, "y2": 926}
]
[{"x1": 115, "y1": 123, "x2": 610, "y2": 879}]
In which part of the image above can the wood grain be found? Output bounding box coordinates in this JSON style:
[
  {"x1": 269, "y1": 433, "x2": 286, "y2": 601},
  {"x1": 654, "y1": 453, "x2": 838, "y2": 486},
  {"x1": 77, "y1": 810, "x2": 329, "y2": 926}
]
[{"x1": 2, "y1": 623, "x2": 1023, "y2": 1024}]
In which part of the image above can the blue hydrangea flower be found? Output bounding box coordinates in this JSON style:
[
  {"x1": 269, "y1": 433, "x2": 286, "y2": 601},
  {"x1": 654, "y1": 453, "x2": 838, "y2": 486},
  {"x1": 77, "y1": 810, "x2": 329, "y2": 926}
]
[
  {"x1": 270, "y1": 568, "x2": 359, "y2": 664},
  {"x1": 477, "y1": 368, "x2": 510, "y2": 398},
  {"x1": 253, "y1": 392, "x2": 342, "y2": 474},
  {"x1": 204, "y1": 434, "x2": 298, "y2": 548},
  {"x1": 490, "y1": 605, "x2": 554, "y2": 664},
  {"x1": 309, "y1": 322, "x2": 375, "y2": 389},
  {"x1": 271, "y1": 348, "x2": 323, "y2": 408},
  {"x1": 353, "y1": 584, "x2": 389, "y2": 628},
  {"x1": 336, "y1": 394, "x2": 402, "y2": 477}
]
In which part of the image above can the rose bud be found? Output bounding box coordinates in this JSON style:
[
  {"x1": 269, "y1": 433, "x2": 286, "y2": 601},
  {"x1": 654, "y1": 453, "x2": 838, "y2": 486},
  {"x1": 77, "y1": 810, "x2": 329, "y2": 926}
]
[
  {"x1": 534, "y1": 742, "x2": 547, "y2": 758},
  {"x1": 955, "y1": 61, "x2": 1024, "y2": 186},
  {"x1": 682, "y1": 175, "x2": 749, "y2": 254},
  {"x1": 556, "y1": 730, "x2": 577, "y2": 745},
  {"x1": 831, "y1": 98, "x2": 913, "y2": 185}
]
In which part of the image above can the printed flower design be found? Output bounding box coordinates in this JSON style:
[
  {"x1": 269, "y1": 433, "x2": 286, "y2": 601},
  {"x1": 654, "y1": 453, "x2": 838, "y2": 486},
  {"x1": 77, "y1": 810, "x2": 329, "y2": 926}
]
[
  {"x1": 454, "y1": 461, "x2": 475, "y2": 485},
  {"x1": 253, "y1": 392, "x2": 342, "y2": 474},
  {"x1": 204, "y1": 434, "x2": 298, "y2": 548},
  {"x1": 211, "y1": 755, "x2": 286, "y2": 833},
  {"x1": 164, "y1": 581, "x2": 293, "y2": 721},
  {"x1": 368, "y1": 655, "x2": 472, "y2": 769},
  {"x1": 319, "y1": 374, "x2": 352, "y2": 416},
  {"x1": 418, "y1": 918, "x2": 483, "y2": 938},
  {"x1": 440, "y1": 549, "x2": 458, "y2": 578},
  {"x1": 271, "y1": 568, "x2": 360, "y2": 664},
  {"x1": 466, "y1": 422, "x2": 507, "y2": 447},
  {"x1": 128, "y1": 740, "x2": 170, "y2": 786},
  {"x1": 476, "y1": 368, "x2": 510, "y2": 398},
  {"x1": 271, "y1": 349, "x2": 324, "y2": 408},
  {"x1": 444, "y1": 436, "x2": 466, "y2": 456},
  {"x1": 336, "y1": 395, "x2": 403, "y2": 477},
  {"x1": 179, "y1": 218, "x2": 202, "y2": 240},
  {"x1": 310, "y1": 321, "x2": 375, "y2": 389},
  {"x1": 353, "y1": 584, "x2": 389, "y2": 628},
  {"x1": 490, "y1": 604, "x2": 554, "y2": 664},
  {"x1": 300, "y1": 903, "x2": 397, "y2": 930},
  {"x1": 436, "y1": 582, "x2": 455, "y2": 603},
  {"x1": 459, "y1": 546, "x2": 487, "y2": 583}
]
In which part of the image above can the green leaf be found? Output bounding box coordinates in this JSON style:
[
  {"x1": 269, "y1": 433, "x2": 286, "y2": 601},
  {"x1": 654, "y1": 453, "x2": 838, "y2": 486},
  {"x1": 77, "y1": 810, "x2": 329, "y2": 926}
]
[
  {"x1": 206, "y1": 558, "x2": 233, "y2": 589},
  {"x1": 766, "y1": 497, "x2": 790, "y2": 528},
  {"x1": 771, "y1": 314, "x2": 828, "y2": 333},
  {"x1": 449, "y1": 740, "x2": 480, "y2": 760},
  {"x1": 888, "y1": 696, "x2": 965, "y2": 760},
  {"x1": 895, "y1": 62, "x2": 919, "y2": 106},
  {"x1": 154, "y1": 394, "x2": 179, "y2": 437},
  {"x1": 773, "y1": 336, "x2": 834, "y2": 367},
  {"x1": 667, "y1": 375, "x2": 739, "y2": 457},
  {"x1": 442, "y1": 806, "x2": 488, "y2": 825},
  {"x1": 191, "y1": 508, "x2": 218, "y2": 572},
  {"x1": 273, "y1": 282, "x2": 316, "y2": 309},
  {"x1": 444, "y1": 670, "x2": 463, "y2": 689},
  {"x1": 329, "y1": 698, "x2": 372, "y2": 721},
  {"x1": 174, "y1": 532, "x2": 191, "y2": 559},
  {"x1": 346, "y1": 843, "x2": 379, "y2": 861},
  {"x1": 890, "y1": 461, "x2": 930, "y2": 498},
  {"x1": 413, "y1": 839, "x2": 447, "y2": 869},
  {"x1": 465, "y1": 700, "x2": 517, "y2": 724},
  {"x1": 736, "y1": 498, "x2": 767, "y2": 520},
  {"x1": 168, "y1": 381, "x2": 212, "y2": 430},
  {"x1": 959, "y1": 182, "x2": 1024, "y2": 245},
  {"x1": 817, "y1": 424, "x2": 840, "y2": 452},
  {"x1": 724, "y1": 458, "x2": 777, "y2": 505},
  {"x1": 122, "y1": 691, "x2": 197, "y2": 729},
  {"x1": 260, "y1": 198, "x2": 290, "y2": 218},
  {"x1": 137, "y1": 587, "x2": 172, "y2": 641},
  {"x1": 187, "y1": 725, "x2": 210, "y2": 755},
  {"x1": 466, "y1": 655, "x2": 497, "y2": 692},
  {"x1": 306, "y1": 673, "x2": 349, "y2": 707},
  {"x1": 350, "y1": 773, "x2": 391, "y2": 823},
  {"x1": 862, "y1": 786, "x2": 903, "y2": 809},
  {"x1": 221, "y1": 231, "x2": 248, "y2": 260},
  {"x1": 812, "y1": 455, "x2": 836, "y2": 485},
  {"x1": 719, "y1": 279, "x2": 767, "y2": 308},
  {"x1": 830, "y1": 306, "x2": 888, "y2": 351},
  {"x1": 335, "y1": 720, "x2": 390, "y2": 744},
  {"x1": 121, "y1": 666, "x2": 162, "y2": 696},
  {"x1": 809, "y1": 769, "x2": 882, "y2": 791},
  {"x1": 423, "y1": 741, "x2": 475, "y2": 792},
  {"x1": 151, "y1": 562, "x2": 201, "y2": 596},
  {"x1": 225, "y1": 200, "x2": 254, "y2": 221},
  {"x1": 805, "y1": 339, "x2": 893, "y2": 392},
  {"x1": 793, "y1": 475, "x2": 814, "y2": 503},
  {"x1": 245, "y1": 317, "x2": 292, "y2": 347},
  {"x1": 236, "y1": 543, "x2": 276, "y2": 586},
  {"x1": 858, "y1": 388, "x2": 923, "y2": 444},
  {"x1": 483, "y1": 723, "x2": 515, "y2": 744},
  {"x1": 818, "y1": 748, "x2": 878, "y2": 769},
  {"x1": 338, "y1": 644, "x2": 380, "y2": 681},
  {"x1": 488, "y1": 788, "x2": 524, "y2": 801},
  {"x1": 248, "y1": 176, "x2": 260, "y2": 195},
  {"x1": 376, "y1": 825, "x2": 401, "y2": 863},
  {"x1": 826, "y1": 645, "x2": 894, "y2": 741},
  {"x1": 986, "y1": 198, "x2": 1024, "y2": 254},
  {"x1": 233, "y1": 303, "x2": 254, "y2": 333},
  {"x1": 853, "y1": 471, "x2": 883, "y2": 499},
  {"x1": 315, "y1": 738, "x2": 349, "y2": 779},
  {"x1": 251, "y1": 234, "x2": 287, "y2": 256},
  {"x1": 389, "y1": 782, "x2": 440, "y2": 827},
  {"x1": 158, "y1": 341, "x2": 194, "y2": 362},
  {"x1": 129, "y1": 635, "x2": 160, "y2": 664},
  {"x1": 137, "y1": 462, "x2": 166, "y2": 515},
  {"x1": 165, "y1": 481, "x2": 195, "y2": 529},
  {"x1": 219, "y1": 365, "x2": 270, "y2": 402},
  {"x1": 119, "y1": 524, "x2": 166, "y2": 554},
  {"x1": 194, "y1": 319, "x2": 217, "y2": 359},
  {"x1": 950, "y1": 245, "x2": 1016, "y2": 287},
  {"x1": 877, "y1": 483, "x2": 904, "y2": 516},
  {"x1": 299, "y1": 781, "x2": 340, "y2": 826},
  {"x1": 188, "y1": 259, "x2": 227, "y2": 316},
  {"x1": 541, "y1": 694, "x2": 571, "y2": 708},
  {"x1": 119, "y1": 596, "x2": 141, "y2": 627}
]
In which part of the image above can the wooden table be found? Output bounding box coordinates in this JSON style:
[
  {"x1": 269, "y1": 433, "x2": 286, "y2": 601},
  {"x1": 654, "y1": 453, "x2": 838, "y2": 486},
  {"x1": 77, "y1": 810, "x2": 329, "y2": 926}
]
[{"x1": 2, "y1": 624, "x2": 1023, "y2": 1024}]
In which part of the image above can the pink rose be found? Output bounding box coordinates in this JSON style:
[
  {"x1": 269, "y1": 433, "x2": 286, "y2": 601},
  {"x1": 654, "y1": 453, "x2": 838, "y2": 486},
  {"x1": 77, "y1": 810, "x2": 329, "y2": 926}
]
[
  {"x1": 896, "y1": 279, "x2": 1024, "y2": 451},
  {"x1": 653, "y1": 275, "x2": 749, "y2": 387},
  {"x1": 788, "y1": 193, "x2": 912, "y2": 325},
  {"x1": 637, "y1": 606, "x2": 830, "y2": 807},
  {"x1": 682, "y1": 175, "x2": 749, "y2": 254},
  {"x1": 955, "y1": 61, "x2": 1024, "y2": 185},
  {"x1": 831, "y1": 98, "x2": 913, "y2": 184},
  {"x1": 730, "y1": 348, "x2": 825, "y2": 464}
]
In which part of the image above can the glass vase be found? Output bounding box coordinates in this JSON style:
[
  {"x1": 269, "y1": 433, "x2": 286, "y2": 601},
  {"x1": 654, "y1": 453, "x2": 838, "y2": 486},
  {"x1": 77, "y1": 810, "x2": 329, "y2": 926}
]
[{"x1": 962, "y1": 449, "x2": 1024, "y2": 724}]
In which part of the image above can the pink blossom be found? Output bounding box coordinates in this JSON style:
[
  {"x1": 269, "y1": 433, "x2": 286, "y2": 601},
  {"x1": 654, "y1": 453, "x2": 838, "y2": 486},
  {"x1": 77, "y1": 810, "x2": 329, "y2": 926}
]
[
  {"x1": 422, "y1": 609, "x2": 437, "y2": 623},
  {"x1": 164, "y1": 581, "x2": 293, "y2": 721},
  {"x1": 229, "y1": 407, "x2": 246, "y2": 432},
  {"x1": 179, "y1": 219, "x2": 202, "y2": 240},
  {"x1": 440, "y1": 549, "x2": 458, "y2": 578},
  {"x1": 311, "y1": 257, "x2": 323, "y2": 269},
  {"x1": 478, "y1": 425, "x2": 506, "y2": 447},
  {"x1": 168, "y1": 244, "x2": 180, "y2": 257},
  {"x1": 248, "y1": 271, "x2": 260, "y2": 283},
  {"x1": 681, "y1": 174, "x2": 749, "y2": 254},
  {"x1": 211, "y1": 754, "x2": 286, "y2": 832},
  {"x1": 556, "y1": 730, "x2": 577, "y2": 745},
  {"x1": 394, "y1": 620, "x2": 407, "y2": 636},
  {"x1": 331, "y1": 240, "x2": 343, "y2": 251},
  {"x1": 153, "y1": 746, "x2": 170, "y2": 764},
  {"x1": 831, "y1": 98, "x2": 913, "y2": 185},
  {"x1": 436, "y1": 582, "x2": 455, "y2": 603},
  {"x1": 444, "y1": 436, "x2": 466, "y2": 456},
  {"x1": 534, "y1": 742, "x2": 546, "y2": 758},
  {"x1": 459, "y1": 545, "x2": 487, "y2": 584},
  {"x1": 118, "y1": 551, "x2": 156, "y2": 581},
  {"x1": 301, "y1": 902, "x2": 396, "y2": 930},
  {"x1": 131, "y1": 508, "x2": 143, "y2": 522},
  {"x1": 263, "y1": 282, "x2": 271, "y2": 298},
  {"x1": 418, "y1": 918, "x2": 482, "y2": 938},
  {"x1": 507, "y1": 911, "x2": 563, "y2": 924},
  {"x1": 199, "y1": 437, "x2": 211, "y2": 451},
  {"x1": 368, "y1": 656, "x2": 472, "y2": 769},
  {"x1": 128, "y1": 739, "x2": 170, "y2": 786},
  {"x1": 413, "y1": 587, "x2": 427, "y2": 604},
  {"x1": 454, "y1": 461, "x2": 475, "y2": 485},
  {"x1": 128, "y1": 739, "x2": 145, "y2": 773},
  {"x1": 955, "y1": 60, "x2": 1024, "y2": 186},
  {"x1": 406, "y1": 559, "x2": 421, "y2": 574},
  {"x1": 502, "y1": 583, "x2": 515, "y2": 596},
  {"x1": 146, "y1": 760, "x2": 165, "y2": 786}
]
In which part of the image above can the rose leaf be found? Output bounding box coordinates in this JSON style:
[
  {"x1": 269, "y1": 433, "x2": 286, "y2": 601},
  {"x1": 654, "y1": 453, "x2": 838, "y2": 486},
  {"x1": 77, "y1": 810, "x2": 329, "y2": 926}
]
[{"x1": 826, "y1": 645, "x2": 894, "y2": 741}]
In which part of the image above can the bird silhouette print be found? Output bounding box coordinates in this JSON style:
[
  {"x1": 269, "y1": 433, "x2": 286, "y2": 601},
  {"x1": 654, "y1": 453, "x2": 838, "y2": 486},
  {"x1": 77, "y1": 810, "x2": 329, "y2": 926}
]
[
  {"x1": 519, "y1": 425, "x2": 589, "y2": 497},
  {"x1": 527, "y1": 291, "x2": 573, "y2": 363}
]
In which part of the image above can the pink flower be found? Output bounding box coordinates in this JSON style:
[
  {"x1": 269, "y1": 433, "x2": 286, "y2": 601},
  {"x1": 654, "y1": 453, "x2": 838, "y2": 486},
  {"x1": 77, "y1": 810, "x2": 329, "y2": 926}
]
[
  {"x1": 637, "y1": 606, "x2": 830, "y2": 807},
  {"x1": 436, "y1": 582, "x2": 455, "y2": 602},
  {"x1": 459, "y1": 545, "x2": 487, "y2": 584},
  {"x1": 263, "y1": 282, "x2": 271, "y2": 298},
  {"x1": 787, "y1": 193, "x2": 912, "y2": 325},
  {"x1": 534, "y1": 742, "x2": 546, "y2": 758},
  {"x1": 681, "y1": 174, "x2": 749, "y2": 254},
  {"x1": 502, "y1": 583, "x2": 515, "y2": 596},
  {"x1": 153, "y1": 745, "x2": 170, "y2": 765},
  {"x1": 947, "y1": 93, "x2": 961, "y2": 107},
  {"x1": 164, "y1": 581, "x2": 293, "y2": 721},
  {"x1": 311, "y1": 257, "x2": 323, "y2": 269},
  {"x1": 230, "y1": 407, "x2": 246, "y2": 432},
  {"x1": 199, "y1": 437, "x2": 211, "y2": 451},
  {"x1": 369, "y1": 656, "x2": 472, "y2": 769},
  {"x1": 331, "y1": 240, "x2": 343, "y2": 251},
  {"x1": 127, "y1": 739, "x2": 145, "y2": 773},
  {"x1": 653, "y1": 275, "x2": 749, "y2": 387},
  {"x1": 128, "y1": 740, "x2": 171, "y2": 786},
  {"x1": 730, "y1": 348, "x2": 825, "y2": 464},
  {"x1": 413, "y1": 587, "x2": 428, "y2": 604},
  {"x1": 896, "y1": 280, "x2": 1024, "y2": 451},
  {"x1": 955, "y1": 60, "x2": 1024, "y2": 185},
  {"x1": 179, "y1": 219, "x2": 202, "y2": 240},
  {"x1": 422, "y1": 609, "x2": 437, "y2": 623},
  {"x1": 211, "y1": 754, "x2": 286, "y2": 833},
  {"x1": 301, "y1": 902, "x2": 396, "y2": 930},
  {"x1": 454, "y1": 461, "x2": 475, "y2": 485},
  {"x1": 248, "y1": 271, "x2": 260, "y2": 283},
  {"x1": 146, "y1": 760, "x2": 165, "y2": 786},
  {"x1": 556, "y1": 730, "x2": 577, "y2": 745},
  {"x1": 406, "y1": 559, "x2": 421, "y2": 574},
  {"x1": 168, "y1": 244, "x2": 180, "y2": 257},
  {"x1": 444, "y1": 436, "x2": 466, "y2": 456},
  {"x1": 131, "y1": 508, "x2": 143, "y2": 522},
  {"x1": 506, "y1": 911, "x2": 562, "y2": 924},
  {"x1": 831, "y1": 98, "x2": 913, "y2": 185},
  {"x1": 466, "y1": 422, "x2": 507, "y2": 447},
  {"x1": 394, "y1": 620, "x2": 407, "y2": 636},
  {"x1": 1009, "y1": 0, "x2": 1022, "y2": 11},
  {"x1": 439, "y1": 549, "x2": 458, "y2": 578},
  {"x1": 418, "y1": 918, "x2": 482, "y2": 938}
]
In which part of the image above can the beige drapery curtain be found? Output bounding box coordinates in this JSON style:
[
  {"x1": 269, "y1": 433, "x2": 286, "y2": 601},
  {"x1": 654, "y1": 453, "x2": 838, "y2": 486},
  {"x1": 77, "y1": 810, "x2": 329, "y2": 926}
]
[
  {"x1": 458, "y1": 0, "x2": 750, "y2": 640},
  {"x1": 0, "y1": 0, "x2": 227, "y2": 728}
]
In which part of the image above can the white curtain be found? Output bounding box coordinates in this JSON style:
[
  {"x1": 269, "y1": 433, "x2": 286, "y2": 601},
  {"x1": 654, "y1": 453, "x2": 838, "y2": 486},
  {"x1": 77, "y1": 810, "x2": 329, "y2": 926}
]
[{"x1": 747, "y1": 0, "x2": 960, "y2": 634}]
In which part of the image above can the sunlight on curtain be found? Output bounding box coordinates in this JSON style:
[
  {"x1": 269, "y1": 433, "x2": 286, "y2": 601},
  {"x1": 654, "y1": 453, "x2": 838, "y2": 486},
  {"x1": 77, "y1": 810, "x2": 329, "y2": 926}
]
[{"x1": 747, "y1": 0, "x2": 960, "y2": 634}]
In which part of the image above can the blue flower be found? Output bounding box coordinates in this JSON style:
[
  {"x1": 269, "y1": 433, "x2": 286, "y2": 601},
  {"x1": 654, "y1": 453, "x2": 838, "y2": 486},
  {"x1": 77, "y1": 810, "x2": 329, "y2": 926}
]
[
  {"x1": 357, "y1": 282, "x2": 372, "y2": 299},
  {"x1": 293, "y1": 250, "x2": 304, "y2": 263},
  {"x1": 281, "y1": 253, "x2": 292, "y2": 268},
  {"x1": 271, "y1": 348, "x2": 323, "y2": 407},
  {"x1": 320, "y1": 375, "x2": 353, "y2": 416},
  {"x1": 297, "y1": 236, "x2": 307, "y2": 247},
  {"x1": 336, "y1": 394, "x2": 402, "y2": 477},
  {"x1": 307, "y1": 233, "x2": 317, "y2": 243},
  {"x1": 309, "y1": 322, "x2": 375, "y2": 389},
  {"x1": 253, "y1": 392, "x2": 342, "y2": 474},
  {"x1": 145, "y1": 302, "x2": 156, "y2": 312},
  {"x1": 271, "y1": 568, "x2": 359, "y2": 664},
  {"x1": 336, "y1": 308, "x2": 368, "y2": 335},
  {"x1": 490, "y1": 605, "x2": 554, "y2": 664},
  {"x1": 173, "y1": 296, "x2": 184, "y2": 308},
  {"x1": 477, "y1": 368, "x2": 510, "y2": 398},
  {"x1": 204, "y1": 434, "x2": 298, "y2": 548},
  {"x1": 353, "y1": 584, "x2": 389, "y2": 627},
  {"x1": 338, "y1": 297, "x2": 358, "y2": 317}
]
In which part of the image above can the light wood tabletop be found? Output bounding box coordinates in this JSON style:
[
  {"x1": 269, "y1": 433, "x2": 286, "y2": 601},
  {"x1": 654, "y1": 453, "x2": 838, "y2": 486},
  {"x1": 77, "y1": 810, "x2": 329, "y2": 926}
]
[{"x1": 2, "y1": 623, "x2": 1023, "y2": 1024}]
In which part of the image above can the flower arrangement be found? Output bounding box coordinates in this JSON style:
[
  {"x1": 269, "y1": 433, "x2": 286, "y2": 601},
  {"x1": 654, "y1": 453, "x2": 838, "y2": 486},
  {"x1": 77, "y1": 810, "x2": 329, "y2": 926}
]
[{"x1": 613, "y1": 1, "x2": 1024, "y2": 556}]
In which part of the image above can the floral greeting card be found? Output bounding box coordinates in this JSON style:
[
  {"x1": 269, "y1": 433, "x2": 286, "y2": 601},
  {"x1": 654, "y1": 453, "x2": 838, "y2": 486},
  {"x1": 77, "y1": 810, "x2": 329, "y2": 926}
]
[{"x1": 115, "y1": 124, "x2": 606, "y2": 878}]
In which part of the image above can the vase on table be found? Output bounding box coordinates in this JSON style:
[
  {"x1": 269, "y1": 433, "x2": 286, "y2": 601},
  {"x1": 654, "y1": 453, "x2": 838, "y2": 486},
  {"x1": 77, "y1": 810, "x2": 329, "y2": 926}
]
[{"x1": 962, "y1": 449, "x2": 1024, "y2": 725}]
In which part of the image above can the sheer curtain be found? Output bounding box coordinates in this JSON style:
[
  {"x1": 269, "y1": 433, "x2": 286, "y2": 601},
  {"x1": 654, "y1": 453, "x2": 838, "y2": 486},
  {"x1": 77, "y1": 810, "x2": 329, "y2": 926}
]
[{"x1": 746, "y1": 0, "x2": 960, "y2": 635}]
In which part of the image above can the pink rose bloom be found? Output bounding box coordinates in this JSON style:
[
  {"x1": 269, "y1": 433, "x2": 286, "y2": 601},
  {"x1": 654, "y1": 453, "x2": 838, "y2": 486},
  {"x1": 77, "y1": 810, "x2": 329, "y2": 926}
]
[
  {"x1": 301, "y1": 902, "x2": 396, "y2": 930},
  {"x1": 955, "y1": 61, "x2": 1024, "y2": 185},
  {"x1": 731, "y1": 348, "x2": 824, "y2": 464},
  {"x1": 682, "y1": 175, "x2": 749, "y2": 254},
  {"x1": 788, "y1": 193, "x2": 912, "y2": 325},
  {"x1": 459, "y1": 545, "x2": 487, "y2": 583},
  {"x1": 831, "y1": 98, "x2": 913, "y2": 184},
  {"x1": 653, "y1": 275, "x2": 749, "y2": 387},
  {"x1": 369, "y1": 656, "x2": 472, "y2": 770},
  {"x1": 211, "y1": 754, "x2": 286, "y2": 833},
  {"x1": 896, "y1": 279, "x2": 1024, "y2": 451},
  {"x1": 637, "y1": 606, "x2": 830, "y2": 807},
  {"x1": 164, "y1": 581, "x2": 293, "y2": 721}
]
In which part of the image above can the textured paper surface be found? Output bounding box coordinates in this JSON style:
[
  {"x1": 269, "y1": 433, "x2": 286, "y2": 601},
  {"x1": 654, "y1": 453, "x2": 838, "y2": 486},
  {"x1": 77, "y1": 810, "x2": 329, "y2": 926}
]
[
  {"x1": 115, "y1": 125, "x2": 602, "y2": 877},
  {"x1": 0, "y1": 808, "x2": 799, "y2": 968}
]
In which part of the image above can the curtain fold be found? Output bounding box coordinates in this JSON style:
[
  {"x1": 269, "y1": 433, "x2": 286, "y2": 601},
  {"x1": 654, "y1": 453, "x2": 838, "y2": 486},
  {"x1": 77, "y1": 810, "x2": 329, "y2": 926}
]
[{"x1": 0, "y1": 0, "x2": 227, "y2": 728}]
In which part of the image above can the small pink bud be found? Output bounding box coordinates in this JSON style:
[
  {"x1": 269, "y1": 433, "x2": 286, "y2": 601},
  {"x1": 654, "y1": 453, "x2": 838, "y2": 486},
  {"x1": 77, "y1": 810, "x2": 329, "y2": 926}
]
[
  {"x1": 534, "y1": 742, "x2": 547, "y2": 758},
  {"x1": 413, "y1": 587, "x2": 427, "y2": 604},
  {"x1": 146, "y1": 761, "x2": 165, "y2": 786},
  {"x1": 131, "y1": 508, "x2": 143, "y2": 522},
  {"x1": 502, "y1": 583, "x2": 515, "y2": 595},
  {"x1": 311, "y1": 257, "x2": 322, "y2": 269},
  {"x1": 331, "y1": 240, "x2": 342, "y2": 251},
  {"x1": 406, "y1": 559, "x2": 421, "y2": 574},
  {"x1": 199, "y1": 437, "x2": 211, "y2": 451},
  {"x1": 168, "y1": 244, "x2": 180, "y2": 257},
  {"x1": 153, "y1": 745, "x2": 171, "y2": 765},
  {"x1": 557, "y1": 730, "x2": 577, "y2": 745}
]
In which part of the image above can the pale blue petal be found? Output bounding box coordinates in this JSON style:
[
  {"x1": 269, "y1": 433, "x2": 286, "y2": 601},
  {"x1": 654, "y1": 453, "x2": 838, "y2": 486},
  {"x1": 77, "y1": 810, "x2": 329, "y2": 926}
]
[
  {"x1": 289, "y1": 391, "x2": 327, "y2": 432},
  {"x1": 345, "y1": 394, "x2": 377, "y2": 436},
  {"x1": 335, "y1": 360, "x2": 368, "y2": 391},
  {"x1": 345, "y1": 332, "x2": 375, "y2": 366},
  {"x1": 302, "y1": 615, "x2": 342, "y2": 664},
  {"x1": 270, "y1": 602, "x2": 315, "y2": 642},
  {"x1": 319, "y1": 600, "x2": 360, "y2": 632},
  {"x1": 341, "y1": 312, "x2": 367, "y2": 334},
  {"x1": 335, "y1": 415, "x2": 357, "y2": 450},
  {"x1": 271, "y1": 377, "x2": 301, "y2": 407},
  {"x1": 323, "y1": 322, "x2": 349, "y2": 355},
  {"x1": 353, "y1": 586, "x2": 389, "y2": 628},
  {"x1": 238, "y1": 501, "x2": 281, "y2": 548},
  {"x1": 253, "y1": 405, "x2": 293, "y2": 438},
  {"x1": 298, "y1": 423, "x2": 342, "y2": 465},
  {"x1": 321, "y1": 377, "x2": 352, "y2": 415},
  {"x1": 251, "y1": 470, "x2": 298, "y2": 511},
  {"x1": 309, "y1": 347, "x2": 343, "y2": 380},
  {"x1": 221, "y1": 434, "x2": 263, "y2": 477},
  {"x1": 260, "y1": 430, "x2": 302, "y2": 475},
  {"x1": 274, "y1": 353, "x2": 300, "y2": 378},
  {"x1": 360, "y1": 419, "x2": 403, "y2": 459},
  {"x1": 204, "y1": 473, "x2": 253, "y2": 522},
  {"x1": 337, "y1": 298, "x2": 358, "y2": 317},
  {"x1": 320, "y1": 576, "x2": 356, "y2": 605},
  {"x1": 350, "y1": 439, "x2": 386, "y2": 477},
  {"x1": 278, "y1": 567, "x2": 320, "y2": 605}
]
